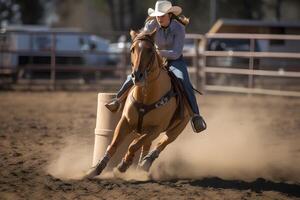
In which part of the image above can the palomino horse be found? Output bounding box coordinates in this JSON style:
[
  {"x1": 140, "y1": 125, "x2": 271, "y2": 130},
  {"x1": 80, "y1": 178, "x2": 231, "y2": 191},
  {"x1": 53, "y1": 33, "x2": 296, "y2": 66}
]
[{"x1": 85, "y1": 29, "x2": 191, "y2": 178}]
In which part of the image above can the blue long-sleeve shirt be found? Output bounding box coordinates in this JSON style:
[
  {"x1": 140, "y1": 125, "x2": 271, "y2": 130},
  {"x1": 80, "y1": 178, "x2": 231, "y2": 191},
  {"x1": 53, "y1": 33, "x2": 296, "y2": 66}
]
[{"x1": 143, "y1": 19, "x2": 185, "y2": 60}]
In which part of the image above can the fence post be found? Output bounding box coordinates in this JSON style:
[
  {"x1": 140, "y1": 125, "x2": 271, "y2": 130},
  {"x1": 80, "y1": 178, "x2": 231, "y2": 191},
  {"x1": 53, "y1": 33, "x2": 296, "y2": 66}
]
[
  {"x1": 200, "y1": 37, "x2": 207, "y2": 92},
  {"x1": 0, "y1": 33, "x2": 3, "y2": 69},
  {"x1": 193, "y1": 38, "x2": 200, "y2": 89},
  {"x1": 248, "y1": 38, "x2": 255, "y2": 91},
  {"x1": 51, "y1": 33, "x2": 56, "y2": 90},
  {"x1": 28, "y1": 32, "x2": 34, "y2": 89},
  {"x1": 121, "y1": 35, "x2": 128, "y2": 82}
]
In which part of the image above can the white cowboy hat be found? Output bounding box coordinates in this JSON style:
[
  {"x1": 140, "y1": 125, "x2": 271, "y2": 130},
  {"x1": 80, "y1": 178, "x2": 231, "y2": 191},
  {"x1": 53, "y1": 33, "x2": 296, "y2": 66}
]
[{"x1": 148, "y1": 1, "x2": 182, "y2": 17}]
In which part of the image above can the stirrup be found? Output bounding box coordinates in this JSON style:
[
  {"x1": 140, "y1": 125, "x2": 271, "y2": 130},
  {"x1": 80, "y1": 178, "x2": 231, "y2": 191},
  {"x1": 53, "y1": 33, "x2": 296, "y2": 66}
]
[{"x1": 191, "y1": 115, "x2": 207, "y2": 133}]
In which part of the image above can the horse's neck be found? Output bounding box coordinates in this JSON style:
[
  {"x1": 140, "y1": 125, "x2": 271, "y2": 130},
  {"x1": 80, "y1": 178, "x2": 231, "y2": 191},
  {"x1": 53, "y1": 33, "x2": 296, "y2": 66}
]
[{"x1": 133, "y1": 56, "x2": 171, "y2": 104}]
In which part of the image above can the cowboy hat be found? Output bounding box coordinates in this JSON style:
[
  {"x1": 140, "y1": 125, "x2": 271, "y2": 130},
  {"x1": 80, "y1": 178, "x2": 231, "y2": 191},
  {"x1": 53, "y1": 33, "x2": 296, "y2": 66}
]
[{"x1": 148, "y1": 1, "x2": 182, "y2": 17}]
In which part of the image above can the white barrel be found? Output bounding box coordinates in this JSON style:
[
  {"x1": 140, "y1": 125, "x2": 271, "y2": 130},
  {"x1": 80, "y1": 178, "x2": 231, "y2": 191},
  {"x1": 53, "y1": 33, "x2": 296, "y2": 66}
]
[
  {"x1": 92, "y1": 93, "x2": 122, "y2": 167},
  {"x1": 92, "y1": 93, "x2": 139, "y2": 171}
]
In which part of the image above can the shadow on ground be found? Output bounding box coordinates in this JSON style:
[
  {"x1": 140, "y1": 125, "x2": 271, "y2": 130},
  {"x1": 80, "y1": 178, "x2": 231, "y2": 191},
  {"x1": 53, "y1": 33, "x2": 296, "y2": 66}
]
[{"x1": 175, "y1": 178, "x2": 299, "y2": 197}]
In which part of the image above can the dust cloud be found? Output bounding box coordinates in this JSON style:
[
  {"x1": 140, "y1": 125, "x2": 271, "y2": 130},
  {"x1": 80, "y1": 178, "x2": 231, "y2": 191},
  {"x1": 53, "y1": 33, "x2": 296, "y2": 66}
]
[
  {"x1": 46, "y1": 136, "x2": 93, "y2": 180},
  {"x1": 150, "y1": 97, "x2": 300, "y2": 183},
  {"x1": 47, "y1": 96, "x2": 300, "y2": 183}
]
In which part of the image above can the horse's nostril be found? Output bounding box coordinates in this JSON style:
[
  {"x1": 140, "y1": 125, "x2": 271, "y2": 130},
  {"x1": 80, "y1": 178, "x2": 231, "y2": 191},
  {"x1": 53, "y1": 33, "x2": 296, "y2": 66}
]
[{"x1": 131, "y1": 73, "x2": 135, "y2": 78}]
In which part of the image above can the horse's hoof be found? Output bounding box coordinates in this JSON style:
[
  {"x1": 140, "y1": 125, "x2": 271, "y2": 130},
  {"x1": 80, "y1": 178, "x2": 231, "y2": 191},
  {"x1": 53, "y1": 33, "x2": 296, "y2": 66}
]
[
  {"x1": 138, "y1": 159, "x2": 152, "y2": 172},
  {"x1": 138, "y1": 149, "x2": 159, "y2": 172},
  {"x1": 83, "y1": 154, "x2": 110, "y2": 179},
  {"x1": 117, "y1": 159, "x2": 130, "y2": 173},
  {"x1": 83, "y1": 167, "x2": 99, "y2": 179}
]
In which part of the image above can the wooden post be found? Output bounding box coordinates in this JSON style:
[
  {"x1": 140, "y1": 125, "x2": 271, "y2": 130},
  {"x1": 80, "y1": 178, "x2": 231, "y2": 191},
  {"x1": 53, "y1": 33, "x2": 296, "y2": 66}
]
[
  {"x1": 192, "y1": 38, "x2": 199, "y2": 88},
  {"x1": 248, "y1": 38, "x2": 255, "y2": 91},
  {"x1": 200, "y1": 37, "x2": 207, "y2": 92},
  {"x1": 51, "y1": 33, "x2": 56, "y2": 90},
  {"x1": 121, "y1": 35, "x2": 128, "y2": 82}
]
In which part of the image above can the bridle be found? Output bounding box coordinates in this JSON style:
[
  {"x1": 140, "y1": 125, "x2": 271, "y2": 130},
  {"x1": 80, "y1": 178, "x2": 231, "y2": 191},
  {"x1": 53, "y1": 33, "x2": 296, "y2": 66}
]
[{"x1": 130, "y1": 35, "x2": 161, "y2": 83}]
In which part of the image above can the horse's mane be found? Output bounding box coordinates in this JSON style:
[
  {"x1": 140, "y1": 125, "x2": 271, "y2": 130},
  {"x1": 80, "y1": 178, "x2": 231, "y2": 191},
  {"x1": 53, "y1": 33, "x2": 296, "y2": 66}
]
[{"x1": 133, "y1": 30, "x2": 164, "y2": 68}]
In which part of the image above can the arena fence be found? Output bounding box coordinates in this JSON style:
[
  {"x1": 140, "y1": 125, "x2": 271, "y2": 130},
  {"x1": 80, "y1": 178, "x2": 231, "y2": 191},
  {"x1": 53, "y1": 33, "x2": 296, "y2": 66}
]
[
  {"x1": 0, "y1": 30, "x2": 299, "y2": 97},
  {"x1": 199, "y1": 33, "x2": 300, "y2": 97}
]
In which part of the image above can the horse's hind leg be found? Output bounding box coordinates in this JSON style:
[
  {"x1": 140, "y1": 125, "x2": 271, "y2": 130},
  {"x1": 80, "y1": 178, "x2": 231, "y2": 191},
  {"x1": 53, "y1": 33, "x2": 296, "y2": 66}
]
[
  {"x1": 139, "y1": 117, "x2": 189, "y2": 172},
  {"x1": 85, "y1": 117, "x2": 132, "y2": 178},
  {"x1": 138, "y1": 141, "x2": 152, "y2": 164}
]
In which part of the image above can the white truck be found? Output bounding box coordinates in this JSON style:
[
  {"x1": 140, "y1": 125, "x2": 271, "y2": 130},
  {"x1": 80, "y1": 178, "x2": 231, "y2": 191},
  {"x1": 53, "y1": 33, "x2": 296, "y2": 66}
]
[{"x1": 0, "y1": 25, "x2": 113, "y2": 83}]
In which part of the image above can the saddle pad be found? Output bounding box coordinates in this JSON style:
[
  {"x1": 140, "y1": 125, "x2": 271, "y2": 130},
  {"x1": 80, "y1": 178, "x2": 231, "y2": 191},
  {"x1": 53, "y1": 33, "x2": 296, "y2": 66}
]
[{"x1": 166, "y1": 71, "x2": 186, "y2": 130}]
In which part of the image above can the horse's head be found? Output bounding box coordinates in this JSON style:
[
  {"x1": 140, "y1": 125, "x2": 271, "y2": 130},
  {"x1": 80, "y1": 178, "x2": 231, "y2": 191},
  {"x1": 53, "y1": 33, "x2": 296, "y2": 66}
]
[{"x1": 130, "y1": 29, "x2": 157, "y2": 86}]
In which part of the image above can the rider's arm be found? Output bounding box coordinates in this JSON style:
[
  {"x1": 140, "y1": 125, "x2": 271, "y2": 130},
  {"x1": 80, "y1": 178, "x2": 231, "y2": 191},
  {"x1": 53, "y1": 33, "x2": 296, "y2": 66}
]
[{"x1": 158, "y1": 22, "x2": 185, "y2": 60}]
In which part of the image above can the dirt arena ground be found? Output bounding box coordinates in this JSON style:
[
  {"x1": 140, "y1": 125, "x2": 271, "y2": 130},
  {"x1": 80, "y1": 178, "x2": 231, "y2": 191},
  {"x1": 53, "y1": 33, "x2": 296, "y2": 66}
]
[{"x1": 0, "y1": 91, "x2": 299, "y2": 200}]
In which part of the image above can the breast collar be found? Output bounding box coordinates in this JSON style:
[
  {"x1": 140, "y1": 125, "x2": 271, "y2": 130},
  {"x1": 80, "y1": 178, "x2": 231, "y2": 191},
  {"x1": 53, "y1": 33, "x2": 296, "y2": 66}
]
[{"x1": 130, "y1": 89, "x2": 176, "y2": 133}]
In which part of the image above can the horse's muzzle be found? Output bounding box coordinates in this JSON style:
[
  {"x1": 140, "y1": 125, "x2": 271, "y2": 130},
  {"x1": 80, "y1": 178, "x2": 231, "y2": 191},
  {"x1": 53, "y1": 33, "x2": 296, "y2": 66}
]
[{"x1": 131, "y1": 70, "x2": 145, "y2": 86}]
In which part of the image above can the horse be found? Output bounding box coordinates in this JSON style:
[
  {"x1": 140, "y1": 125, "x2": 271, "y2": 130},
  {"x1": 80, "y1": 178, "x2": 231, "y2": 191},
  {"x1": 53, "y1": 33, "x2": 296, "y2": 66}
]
[{"x1": 85, "y1": 29, "x2": 191, "y2": 178}]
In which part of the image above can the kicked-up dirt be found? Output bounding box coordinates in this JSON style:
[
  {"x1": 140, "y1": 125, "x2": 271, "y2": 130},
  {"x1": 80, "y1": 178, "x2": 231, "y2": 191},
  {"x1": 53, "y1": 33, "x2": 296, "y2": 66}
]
[{"x1": 0, "y1": 91, "x2": 299, "y2": 200}]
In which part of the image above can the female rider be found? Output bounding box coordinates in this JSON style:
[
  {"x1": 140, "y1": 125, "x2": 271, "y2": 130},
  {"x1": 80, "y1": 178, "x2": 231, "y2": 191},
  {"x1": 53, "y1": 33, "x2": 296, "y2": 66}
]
[{"x1": 106, "y1": 0, "x2": 206, "y2": 133}]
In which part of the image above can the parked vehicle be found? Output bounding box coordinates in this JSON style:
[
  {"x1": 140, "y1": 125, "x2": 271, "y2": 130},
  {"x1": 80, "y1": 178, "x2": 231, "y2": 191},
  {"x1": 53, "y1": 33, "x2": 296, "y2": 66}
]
[
  {"x1": 205, "y1": 38, "x2": 261, "y2": 69},
  {"x1": 183, "y1": 37, "x2": 204, "y2": 66},
  {"x1": 0, "y1": 25, "x2": 114, "y2": 83},
  {"x1": 108, "y1": 35, "x2": 131, "y2": 66}
]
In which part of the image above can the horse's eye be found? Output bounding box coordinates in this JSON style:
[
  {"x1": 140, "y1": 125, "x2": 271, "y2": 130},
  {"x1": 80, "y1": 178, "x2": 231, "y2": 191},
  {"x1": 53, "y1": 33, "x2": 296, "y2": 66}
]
[{"x1": 131, "y1": 48, "x2": 135, "y2": 53}]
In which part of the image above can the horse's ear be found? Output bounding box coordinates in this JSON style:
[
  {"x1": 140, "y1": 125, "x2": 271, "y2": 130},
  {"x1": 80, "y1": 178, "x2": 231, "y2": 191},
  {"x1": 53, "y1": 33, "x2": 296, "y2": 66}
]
[
  {"x1": 149, "y1": 28, "x2": 157, "y2": 40},
  {"x1": 130, "y1": 30, "x2": 138, "y2": 40}
]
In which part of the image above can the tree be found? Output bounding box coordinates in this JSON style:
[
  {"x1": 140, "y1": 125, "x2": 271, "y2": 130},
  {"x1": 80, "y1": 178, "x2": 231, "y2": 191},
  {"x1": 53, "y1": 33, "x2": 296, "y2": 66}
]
[
  {"x1": 0, "y1": 0, "x2": 46, "y2": 26},
  {"x1": 0, "y1": 0, "x2": 21, "y2": 26},
  {"x1": 16, "y1": 0, "x2": 45, "y2": 24}
]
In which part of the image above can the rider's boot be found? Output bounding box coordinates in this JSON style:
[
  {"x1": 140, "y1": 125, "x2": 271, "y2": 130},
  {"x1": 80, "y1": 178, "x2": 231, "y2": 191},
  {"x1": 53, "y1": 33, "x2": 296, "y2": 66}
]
[
  {"x1": 191, "y1": 114, "x2": 207, "y2": 133},
  {"x1": 105, "y1": 98, "x2": 122, "y2": 113}
]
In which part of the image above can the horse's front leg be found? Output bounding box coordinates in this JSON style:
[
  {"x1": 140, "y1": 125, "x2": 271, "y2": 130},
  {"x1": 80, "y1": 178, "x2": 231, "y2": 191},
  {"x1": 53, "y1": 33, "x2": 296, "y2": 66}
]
[
  {"x1": 84, "y1": 117, "x2": 132, "y2": 178},
  {"x1": 139, "y1": 117, "x2": 189, "y2": 172},
  {"x1": 116, "y1": 127, "x2": 159, "y2": 173}
]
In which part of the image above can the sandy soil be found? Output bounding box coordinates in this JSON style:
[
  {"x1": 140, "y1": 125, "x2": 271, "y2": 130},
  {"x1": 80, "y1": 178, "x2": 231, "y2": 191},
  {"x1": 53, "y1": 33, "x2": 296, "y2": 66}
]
[{"x1": 0, "y1": 91, "x2": 299, "y2": 200}]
